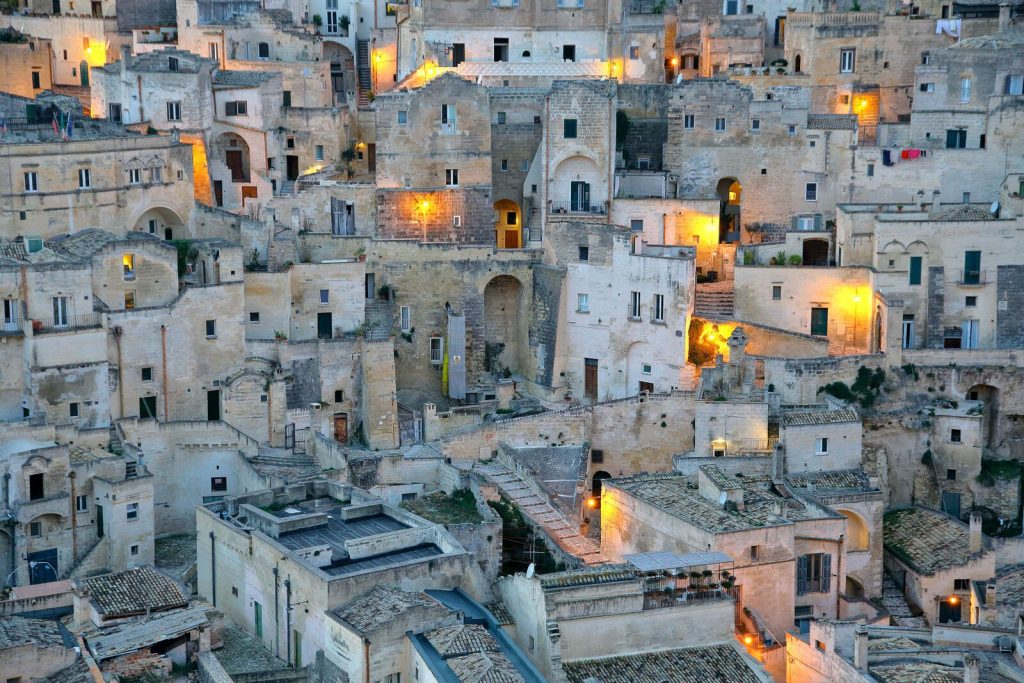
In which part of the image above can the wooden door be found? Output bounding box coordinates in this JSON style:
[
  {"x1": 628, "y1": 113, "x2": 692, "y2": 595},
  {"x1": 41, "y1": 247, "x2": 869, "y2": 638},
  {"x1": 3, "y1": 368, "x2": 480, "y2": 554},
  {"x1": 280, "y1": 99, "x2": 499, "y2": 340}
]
[
  {"x1": 334, "y1": 413, "x2": 348, "y2": 443},
  {"x1": 213, "y1": 180, "x2": 224, "y2": 207},
  {"x1": 225, "y1": 151, "x2": 244, "y2": 182},
  {"x1": 286, "y1": 155, "x2": 299, "y2": 181},
  {"x1": 584, "y1": 358, "x2": 598, "y2": 400},
  {"x1": 367, "y1": 144, "x2": 376, "y2": 173}
]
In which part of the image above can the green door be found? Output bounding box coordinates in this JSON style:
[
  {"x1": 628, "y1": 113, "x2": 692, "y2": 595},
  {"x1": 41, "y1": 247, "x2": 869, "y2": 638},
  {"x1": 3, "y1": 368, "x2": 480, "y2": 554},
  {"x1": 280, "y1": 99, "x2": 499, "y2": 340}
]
[
  {"x1": 79, "y1": 61, "x2": 89, "y2": 87},
  {"x1": 254, "y1": 601, "x2": 263, "y2": 639},
  {"x1": 963, "y1": 250, "x2": 981, "y2": 284},
  {"x1": 293, "y1": 630, "x2": 302, "y2": 667},
  {"x1": 810, "y1": 307, "x2": 829, "y2": 336}
]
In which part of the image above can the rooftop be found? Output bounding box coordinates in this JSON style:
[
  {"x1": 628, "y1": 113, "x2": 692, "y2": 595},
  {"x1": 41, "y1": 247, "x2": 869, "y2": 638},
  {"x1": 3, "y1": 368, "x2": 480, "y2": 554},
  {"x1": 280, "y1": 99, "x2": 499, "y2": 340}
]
[
  {"x1": 928, "y1": 204, "x2": 998, "y2": 222},
  {"x1": 49, "y1": 228, "x2": 170, "y2": 262},
  {"x1": 331, "y1": 586, "x2": 440, "y2": 634},
  {"x1": 213, "y1": 625, "x2": 287, "y2": 674},
  {"x1": 787, "y1": 469, "x2": 878, "y2": 495},
  {"x1": 781, "y1": 407, "x2": 859, "y2": 426},
  {"x1": 884, "y1": 507, "x2": 979, "y2": 575},
  {"x1": 562, "y1": 642, "x2": 768, "y2": 683},
  {"x1": 807, "y1": 114, "x2": 859, "y2": 131},
  {"x1": 0, "y1": 119, "x2": 151, "y2": 145},
  {"x1": 499, "y1": 443, "x2": 587, "y2": 518},
  {"x1": 415, "y1": 623, "x2": 528, "y2": 683},
  {"x1": 77, "y1": 566, "x2": 189, "y2": 618},
  {"x1": 213, "y1": 69, "x2": 279, "y2": 88},
  {"x1": 455, "y1": 61, "x2": 609, "y2": 79},
  {"x1": 537, "y1": 564, "x2": 637, "y2": 590},
  {"x1": 0, "y1": 615, "x2": 66, "y2": 650},
  {"x1": 87, "y1": 605, "x2": 209, "y2": 660},
  {"x1": 991, "y1": 564, "x2": 1024, "y2": 607}
]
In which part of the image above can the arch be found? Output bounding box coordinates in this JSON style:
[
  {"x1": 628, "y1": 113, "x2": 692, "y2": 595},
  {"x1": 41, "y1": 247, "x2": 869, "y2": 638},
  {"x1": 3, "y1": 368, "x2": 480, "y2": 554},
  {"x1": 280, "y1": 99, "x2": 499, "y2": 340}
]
[
  {"x1": 213, "y1": 132, "x2": 251, "y2": 183},
  {"x1": 258, "y1": 41, "x2": 270, "y2": 59},
  {"x1": 483, "y1": 275, "x2": 525, "y2": 376},
  {"x1": 845, "y1": 576, "x2": 864, "y2": 598},
  {"x1": 874, "y1": 304, "x2": 884, "y2": 353},
  {"x1": 133, "y1": 205, "x2": 185, "y2": 239},
  {"x1": 323, "y1": 42, "x2": 354, "y2": 97},
  {"x1": 836, "y1": 508, "x2": 869, "y2": 551},
  {"x1": 716, "y1": 177, "x2": 741, "y2": 243},
  {"x1": 966, "y1": 384, "x2": 999, "y2": 449},
  {"x1": 494, "y1": 199, "x2": 522, "y2": 249},
  {"x1": 794, "y1": 54, "x2": 802, "y2": 73},
  {"x1": 551, "y1": 155, "x2": 604, "y2": 214},
  {"x1": 881, "y1": 240, "x2": 907, "y2": 254},
  {"x1": 522, "y1": 50, "x2": 531, "y2": 58},
  {"x1": 592, "y1": 470, "x2": 612, "y2": 497},
  {"x1": 802, "y1": 238, "x2": 829, "y2": 266},
  {"x1": 906, "y1": 239, "x2": 930, "y2": 252}
]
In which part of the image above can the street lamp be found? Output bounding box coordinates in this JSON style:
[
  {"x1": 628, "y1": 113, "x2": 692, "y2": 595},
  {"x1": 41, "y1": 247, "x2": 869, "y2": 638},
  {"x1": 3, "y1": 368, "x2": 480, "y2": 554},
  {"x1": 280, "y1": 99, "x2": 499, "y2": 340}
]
[{"x1": 4, "y1": 560, "x2": 57, "y2": 587}]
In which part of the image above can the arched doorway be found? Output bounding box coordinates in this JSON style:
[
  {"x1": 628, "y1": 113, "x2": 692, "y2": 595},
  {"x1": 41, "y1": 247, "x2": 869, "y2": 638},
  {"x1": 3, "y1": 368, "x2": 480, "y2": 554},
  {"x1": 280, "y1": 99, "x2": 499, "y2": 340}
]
[
  {"x1": 483, "y1": 276, "x2": 524, "y2": 376},
  {"x1": 80, "y1": 61, "x2": 89, "y2": 87},
  {"x1": 966, "y1": 384, "x2": 999, "y2": 449},
  {"x1": 592, "y1": 470, "x2": 611, "y2": 497},
  {"x1": 716, "y1": 178, "x2": 741, "y2": 243},
  {"x1": 213, "y1": 132, "x2": 251, "y2": 183},
  {"x1": 874, "y1": 305, "x2": 884, "y2": 353},
  {"x1": 134, "y1": 206, "x2": 185, "y2": 240},
  {"x1": 552, "y1": 155, "x2": 604, "y2": 214},
  {"x1": 322, "y1": 41, "x2": 354, "y2": 102},
  {"x1": 802, "y1": 238, "x2": 829, "y2": 266},
  {"x1": 794, "y1": 54, "x2": 802, "y2": 73},
  {"x1": 494, "y1": 199, "x2": 521, "y2": 248},
  {"x1": 837, "y1": 509, "x2": 869, "y2": 550}
]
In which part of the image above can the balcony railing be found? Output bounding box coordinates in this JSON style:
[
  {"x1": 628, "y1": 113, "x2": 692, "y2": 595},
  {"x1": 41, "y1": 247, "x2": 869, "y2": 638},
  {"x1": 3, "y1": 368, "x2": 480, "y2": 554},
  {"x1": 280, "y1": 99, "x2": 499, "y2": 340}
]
[
  {"x1": 712, "y1": 436, "x2": 778, "y2": 454},
  {"x1": 31, "y1": 313, "x2": 103, "y2": 334},
  {"x1": 958, "y1": 269, "x2": 987, "y2": 286},
  {"x1": 1, "y1": 319, "x2": 24, "y2": 336},
  {"x1": 440, "y1": 122, "x2": 458, "y2": 135},
  {"x1": 549, "y1": 201, "x2": 608, "y2": 216}
]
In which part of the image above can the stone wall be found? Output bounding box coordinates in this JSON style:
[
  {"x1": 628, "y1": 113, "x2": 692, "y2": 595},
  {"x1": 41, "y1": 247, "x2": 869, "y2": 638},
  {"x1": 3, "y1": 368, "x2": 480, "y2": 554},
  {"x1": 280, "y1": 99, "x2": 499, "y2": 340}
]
[{"x1": 375, "y1": 187, "x2": 495, "y2": 244}]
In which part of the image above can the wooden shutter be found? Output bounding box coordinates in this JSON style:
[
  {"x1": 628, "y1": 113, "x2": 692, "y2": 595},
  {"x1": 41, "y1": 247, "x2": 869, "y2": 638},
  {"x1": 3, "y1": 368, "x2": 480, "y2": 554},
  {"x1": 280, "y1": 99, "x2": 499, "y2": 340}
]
[
  {"x1": 822, "y1": 553, "x2": 832, "y2": 593},
  {"x1": 797, "y1": 555, "x2": 808, "y2": 595}
]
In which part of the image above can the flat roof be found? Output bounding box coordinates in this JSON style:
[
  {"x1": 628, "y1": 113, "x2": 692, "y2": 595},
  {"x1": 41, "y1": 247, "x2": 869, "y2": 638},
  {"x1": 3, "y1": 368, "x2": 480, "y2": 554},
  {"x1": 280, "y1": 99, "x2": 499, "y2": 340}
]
[{"x1": 624, "y1": 550, "x2": 733, "y2": 573}]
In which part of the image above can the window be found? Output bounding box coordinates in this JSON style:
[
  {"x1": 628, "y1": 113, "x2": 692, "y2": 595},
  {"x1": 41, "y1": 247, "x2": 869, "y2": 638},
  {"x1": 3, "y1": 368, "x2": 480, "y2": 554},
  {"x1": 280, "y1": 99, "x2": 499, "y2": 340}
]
[
  {"x1": 630, "y1": 219, "x2": 644, "y2": 232},
  {"x1": 951, "y1": 428, "x2": 961, "y2": 443},
  {"x1": 683, "y1": 114, "x2": 694, "y2": 129},
  {"x1": 963, "y1": 192, "x2": 971, "y2": 203},
  {"x1": 168, "y1": 56, "x2": 179, "y2": 71},
  {"x1": 578, "y1": 246, "x2": 589, "y2": 261},
  {"x1": 398, "y1": 110, "x2": 407, "y2": 124},
  {"x1": 751, "y1": 118, "x2": 760, "y2": 131},
  {"x1": 909, "y1": 256, "x2": 922, "y2": 285},
  {"x1": 315, "y1": 145, "x2": 324, "y2": 161},
  {"x1": 750, "y1": 545, "x2": 760, "y2": 561},
  {"x1": 500, "y1": 159, "x2": 508, "y2": 172},
  {"x1": 954, "y1": 578, "x2": 970, "y2": 591},
  {"x1": 797, "y1": 216, "x2": 816, "y2": 231},
  {"x1": 772, "y1": 285, "x2": 782, "y2": 300},
  {"x1": 1004, "y1": 74, "x2": 1024, "y2": 96},
  {"x1": 141, "y1": 367, "x2": 153, "y2": 382},
  {"x1": 334, "y1": 390, "x2": 345, "y2": 402},
  {"x1": 205, "y1": 320, "x2": 216, "y2": 337},
  {"x1": 76, "y1": 495, "x2": 88, "y2": 512},
  {"x1": 946, "y1": 468, "x2": 957, "y2": 481},
  {"x1": 641, "y1": 363, "x2": 652, "y2": 375},
  {"x1": 629, "y1": 45, "x2": 639, "y2": 60},
  {"x1": 211, "y1": 477, "x2": 227, "y2": 491},
  {"x1": 441, "y1": 103, "x2": 456, "y2": 130},
  {"x1": 816, "y1": 437, "x2": 828, "y2": 455},
  {"x1": 209, "y1": 42, "x2": 219, "y2": 61},
  {"x1": 921, "y1": 52, "x2": 930, "y2": 65},
  {"x1": 225, "y1": 101, "x2": 248, "y2": 116},
  {"x1": 797, "y1": 553, "x2": 831, "y2": 594},
  {"x1": 960, "y1": 78, "x2": 971, "y2": 102},
  {"x1": 52, "y1": 296, "x2": 68, "y2": 327},
  {"x1": 383, "y1": 675, "x2": 401, "y2": 683},
  {"x1": 714, "y1": 117, "x2": 726, "y2": 132},
  {"x1": 29, "y1": 522, "x2": 41, "y2": 537},
  {"x1": 249, "y1": 311, "x2": 260, "y2": 323},
  {"x1": 128, "y1": 168, "x2": 142, "y2": 184},
  {"x1": 965, "y1": 296, "x2": 977, "y2": 307},
  {"x1": 630, "y1": 291, "x2": 641, "y2": 318},
  {"x1": 166, "y1": 101, "x2": 181, "y2": 121},
  {"x1": 653, "y1": 294, "x2": 665, "y2": 322},
  {"x1": 287, "y1": 137, "x2": 295, "y2": 150},
  {"x1": 493, "y1": 37, "x2": 509, "y2": 62},
  {"x1": 151, "y1": 166, "x2": 162, "y2": 183},
  {"x1": 124, "y1": 291, "x2": 135, "y2": 310},
  {"x1": 400, "y1": 306, "x2": 411, "y2": 332},
  {"x1": 69, "y1": 401, "x2": 80, "y2": 418},
  {"x1": 319, "y1": 289, "x2": 329, "y2": 304},
  {"x1": 788, "y1": 124, "x2": 797, "y2": 135},
  {"x1": 24, "y1": 172, "x2": 38, "y2": 193},
  {"x1": 123, "y1": 253, "x2": 135, "y2": 280},
  {"x1": 867, "y1": 163, "x2": 874, "y2": 177},
  {"x1": 577, "y1": 293, "x2": 589, "y2": 313},
  {"x1": 963, "y1": 250, "x2": 981, "y2": 284},
  {"x1": 430, "y1": 337, "x2": 443, "y2": 364},
  {"x1": 529, "y1": 635, "x2": 535, "y2": 653},
  {"x1": 839, "y1": 49, "x2": 855, "y2": 73},
  {"x1": 497, "y1": 111, "x2": 506, "y2": 124},
  {"x1": 131, "y1": 544, "x2": 139, "y2": 556},
  {"x1": 126, "y1": 502, "x2": 139, "y2": 520},
  {"x1": 563, "y1": 118, "x2": 578, "y2": 139},
  {"x1": 258, "y1": 42, "x2": 270, "y2": 59},
  {"x1": 805, "y1": 183, "x2": 818, "y2": 201},
  {"x1": 946, "y1": 129, "x2": 967, "y2": 149},
  {"x1": 78, "y1": 168, "x2": 91, "y2": 189},
  {"x1": 445, "y1": 168, "x2": 459, "y2": 186},
  {"x1": 920, "y1": 82, "x2": 935, "y2": 93}
]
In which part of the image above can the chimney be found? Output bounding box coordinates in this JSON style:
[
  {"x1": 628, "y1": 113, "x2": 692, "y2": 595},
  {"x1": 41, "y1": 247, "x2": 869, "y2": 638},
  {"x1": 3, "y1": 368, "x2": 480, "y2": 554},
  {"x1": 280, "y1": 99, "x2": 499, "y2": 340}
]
[
  {"x1": 985, "y1": 582, "x2": 996, "y2": 608},
  {"x1": 998, "y1": 3, "x2": 1011, "y2": 31},
  {"x1": 969, "y1": 512, "x2": 983, "y2": 554},
  {"x1": 854, "y1": 626, "x2": 868, "y2": 671},
  {"x1": 120, "y1": 44, "x2": 131, "y2": 78},
  {"x1": 964, "y1": 653, "x2": 980, "y2": 683},
  {"x1": 772, "y1": 442, "x2": 785, "y2": 482},
  {"x1": 773, "y1": 499, "x2": 787, "y2": 519},
  {"x1": 932, "y1": 190, "x2": 941, "y2": 214}
]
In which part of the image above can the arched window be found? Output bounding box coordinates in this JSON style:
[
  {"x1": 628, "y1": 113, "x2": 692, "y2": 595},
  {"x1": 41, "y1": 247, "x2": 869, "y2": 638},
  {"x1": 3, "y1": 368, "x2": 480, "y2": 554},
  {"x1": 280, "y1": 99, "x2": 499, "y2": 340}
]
[{"x1": 258, "y1": 42, "x2": 270, "y2": 59}]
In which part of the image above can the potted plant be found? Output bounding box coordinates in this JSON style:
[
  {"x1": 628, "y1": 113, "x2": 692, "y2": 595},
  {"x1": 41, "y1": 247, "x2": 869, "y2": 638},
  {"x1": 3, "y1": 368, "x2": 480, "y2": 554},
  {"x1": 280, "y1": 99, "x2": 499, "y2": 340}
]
[
  {"x1": 354, "y1": 247, "x2": 366, "y2": 262},
  {"x1": 274, "y1": 330, "x2": 287, "y2": 341},
  {"x1": 339, "y1": 14, "x2": 350, "y2": 34},
  {"x1": 311, "y1": 14, "x2": 322, "y2": 31}
]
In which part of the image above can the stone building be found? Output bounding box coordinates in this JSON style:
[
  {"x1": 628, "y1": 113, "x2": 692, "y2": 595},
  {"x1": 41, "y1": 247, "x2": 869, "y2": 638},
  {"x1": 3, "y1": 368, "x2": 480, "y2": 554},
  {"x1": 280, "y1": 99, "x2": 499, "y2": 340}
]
[
  {"x1": 0, "y1": 31, "x2": 54, "y2": 99},
  {"x1": 0, "y1": 14, "x2": 119, "y2": 89},
  {"x1": 0, "y1": 616, "x2": 79, "y2": 681}
]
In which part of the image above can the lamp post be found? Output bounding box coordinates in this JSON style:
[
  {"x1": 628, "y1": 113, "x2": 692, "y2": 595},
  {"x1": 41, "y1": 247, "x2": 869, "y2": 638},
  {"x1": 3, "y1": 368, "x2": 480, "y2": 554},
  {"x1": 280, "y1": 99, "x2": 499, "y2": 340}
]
[{"x1": 4, "y1": 560, "x2": 57, "y2": 587}]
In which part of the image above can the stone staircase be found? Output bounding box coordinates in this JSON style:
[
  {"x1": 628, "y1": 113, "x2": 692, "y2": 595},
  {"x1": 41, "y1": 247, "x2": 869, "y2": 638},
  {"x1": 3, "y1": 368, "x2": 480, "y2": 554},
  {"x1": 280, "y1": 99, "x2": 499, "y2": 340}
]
[
  {"x1": 364, "y1": 300, "x2": 392, "y2": 340},
  {"x1": 277, "y1": 179, "x2": 296, "y2": 196},
  {"x1": 475, "y1": 461, "x2": 607, "y2": 566},
  {"x1": 356, "y1": 40, "x2": 372, "y2": 106},
  {"x1": 694, "y1": 281, "x2": 735, "y2": 319},
  {"x1": 881, "y1": 574, "x2": 926, "y2": 627}
]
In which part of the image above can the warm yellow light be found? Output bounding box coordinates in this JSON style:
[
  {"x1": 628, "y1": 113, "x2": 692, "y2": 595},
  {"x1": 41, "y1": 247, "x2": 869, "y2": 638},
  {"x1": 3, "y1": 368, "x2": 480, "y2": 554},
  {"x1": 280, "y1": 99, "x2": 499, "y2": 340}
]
[
  {"x1": 743, "y1": 635, "x2": 754, "y2": 645},
  {"x1": 420, "y1": 200, "x2": 430, "y2": 211},
  {"x1": 949, "y1": 595, "x2": 959, "y2": 605},
  {"x1": 374, "y1": 51, "x2": 383, "y2": 62},
  {"x1": 853, "y1": 295, "x2": 861, "y2": 303},
  {"x1": 586, "y1": 497, "x2": 597, "y2": 509},
  {"x1": 858, "y1": 98, "x2": 867, "y2": 108},
  {"x1": 671, "y1": 57, "x2": 680, "y2": 67}
]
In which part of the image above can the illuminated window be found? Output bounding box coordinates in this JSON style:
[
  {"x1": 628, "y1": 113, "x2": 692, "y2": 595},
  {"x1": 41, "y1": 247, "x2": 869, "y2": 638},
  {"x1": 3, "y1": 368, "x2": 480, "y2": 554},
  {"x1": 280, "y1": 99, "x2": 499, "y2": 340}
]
[
  {"x1": 124, "y1": 291, "x2": 135, "y2": 310},
  {"x1": 123, "y1": 254, "x2": 135, "y2": 280}
]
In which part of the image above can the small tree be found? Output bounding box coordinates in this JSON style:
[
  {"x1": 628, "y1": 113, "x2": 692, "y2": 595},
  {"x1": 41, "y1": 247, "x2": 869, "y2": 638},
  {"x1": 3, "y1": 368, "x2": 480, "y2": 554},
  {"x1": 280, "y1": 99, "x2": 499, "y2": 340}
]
[{"x1": 311, "y1": 13, "x2": 322, "y2": 26}]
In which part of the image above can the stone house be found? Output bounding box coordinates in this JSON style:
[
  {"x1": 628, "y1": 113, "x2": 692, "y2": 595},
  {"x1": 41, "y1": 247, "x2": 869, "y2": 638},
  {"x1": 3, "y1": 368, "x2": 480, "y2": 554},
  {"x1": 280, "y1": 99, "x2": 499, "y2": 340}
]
[
  {"x1": 0, "y1": 14, "x2": 119, "y2": 89},
  {"x1": 0, "y1": 616, "x2": 79, "y2": 681},
  {"x1": 0, "y1": 32, "x2": 54, "y2": 99},
  {"x1": 969, "y1": 563, "x2": 1024, "y2": 629}
]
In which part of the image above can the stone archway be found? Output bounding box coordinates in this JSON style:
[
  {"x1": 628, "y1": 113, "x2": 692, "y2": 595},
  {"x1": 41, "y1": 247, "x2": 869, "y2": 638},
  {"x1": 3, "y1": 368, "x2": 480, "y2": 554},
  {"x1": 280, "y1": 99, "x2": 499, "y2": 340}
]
[
  {"x1": 592, "y1": 470, "x2": 612, "y2": 497},
  {"x1": 212, "y1": 132, "x2": 251, "y2": 183},
  {"x1": 134, "y1": 206, "x2": 185, "y2": 240},
  {"x1": 802, "y1": 238, "x2": 829, "y2": 266},
  {"x1": 836, "y1": 508, "x2": 870, "y2": 550},
  {"x1": 483, "y1": 275, "x2": 525, "y2": 376}
]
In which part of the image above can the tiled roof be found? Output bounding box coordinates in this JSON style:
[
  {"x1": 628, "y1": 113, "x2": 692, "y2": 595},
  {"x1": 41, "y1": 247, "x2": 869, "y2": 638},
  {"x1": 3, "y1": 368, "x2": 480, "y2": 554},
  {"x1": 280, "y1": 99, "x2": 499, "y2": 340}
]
[
  {"x1": 455, "y1": 61, "x2": 608, "y2": 78},
  {"x1": 45, "y1": 660, "x2": 92, "y2": 683},
  {"x1": 562, "y1": 643, "x2": 767, "y2": 683},
  {"x1": 869, "y1": 662, "x2": 963, "y2": 683},
  {"x1": 425, "y1": 624, "x2": 500, "y2": 657},
  {"x1": 883, "y1": 507, "x2": 977, "y2": 575},
  {"x1": 213, "y1": 70, "x2": 278, "y2": 87},
  {"x1": 952, "y1": 30, "x2": 1024, "y2": 48},
  {"x1": 782, "y1": 407, "x2": 859, "y2": 426},
  {"x1": 807, "y1": 114, "x2": 859, "y2": 131},
  {"x1": 928, "y1": 204, "x2": 996, "y2": 222},
  {"x1": 88, "y1": 605, "x2": 209, "y2": 660},
  {"x1": 78, "y1": 566, "x2": 189, "y2": 617},
  {"x1": 787, "y1": 469, "x2": 876, "y2": 494},
  {"x1": 49, "y1": 229, "x2": 165, "y2": 262},
  {"x1": 0, "y1": 238, "x2": 72, "y2": 267},
  {"x1": 994, "y1": 564, "x2": 1024, "y2": 607},
  {"x1": 486, "y1": 602, "x2": 514, "y2": 626},
  {"x1": 332, "y1": 586, "x2": 439, "y2": 634},
  {"x1": 447, "y1": 651, "x2": 526, "y2": 683},
  {"x1": 0, "y1": 615, "x2": 65, "y2": 649},
  {"x1": 868, "y1": 637, "x2": 920, "y2": 651},
  {"x1": 537, "y1": 564, "x2": 636, "y2": 590},
  {"x1": 69, "y1": 445, "x2": 119, "y2": 464}
]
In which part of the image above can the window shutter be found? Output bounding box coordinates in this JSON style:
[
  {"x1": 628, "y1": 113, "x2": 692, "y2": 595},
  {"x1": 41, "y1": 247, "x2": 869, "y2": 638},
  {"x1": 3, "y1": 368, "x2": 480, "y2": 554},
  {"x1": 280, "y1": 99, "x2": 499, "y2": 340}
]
[
  {"x1": 797, "y1": 555, "x2": 808, "y2": 595},
  {"x1": 822, "y1": 553, "x2": 832, "y2": 593},
  {"x1": 791, "y1": 216, "x2": 798, "y2": 231},
  {"x1": 814, "y1": 214, "x2": 823, "y2": 231}
]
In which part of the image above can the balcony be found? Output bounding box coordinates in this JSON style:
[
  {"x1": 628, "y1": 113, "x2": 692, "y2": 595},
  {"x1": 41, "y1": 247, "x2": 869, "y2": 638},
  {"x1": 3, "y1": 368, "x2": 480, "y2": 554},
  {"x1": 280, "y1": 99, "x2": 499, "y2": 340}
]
[
  {"x1": 711, "y1": 436, "x2": 778, "y2": 454},
  {"x1": 440, "y1": 122, "x2": 458, "y2": 135},
  {"x1": 31, "y1": 313, "x2": 103, "y2": 335},
  {"x1": 16, "y1": 492, "x2": 70, "y2": 523},
  {"x1": 548, "y1": 201, "x2": 608, "y2": 216},
  {"x1": 0, "y1": 318, "x2": 25, "y2": 337},
  {"x1": 958, "y1": 269, "x2": 987, "y2": 286}
]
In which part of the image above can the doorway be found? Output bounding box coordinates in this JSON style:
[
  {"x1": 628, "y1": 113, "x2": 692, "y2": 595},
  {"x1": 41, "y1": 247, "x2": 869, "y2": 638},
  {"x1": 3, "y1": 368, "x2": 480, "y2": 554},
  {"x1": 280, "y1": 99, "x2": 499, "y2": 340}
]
[
  {"x1": 366, "y1": 144, "x2": 376, "y2": 173},
  {"x1": 254, "y1": 601, "x2": 263, "y2": 638},
  {"x1": 942, "y1": 492, "x2": 961, "y2": 518},
  {"x1": 333, "y1": 413, "x2": 348, "y2": 443},
  {"x1": 810, "y1": 307, "x2": 829, "y2": 336},
  {"x1": 938, "y1": 597, "x2": 962, "y2": 623},
  {"x1": 286, "y1": 155, "x2": 299, "y2": 181},
  {"x1": 213, "y1": 180, "x2": 224, "y2": 207},
  {"x1": 79, "y1": 62, "x2": 89, "y2": 87},
  {"x1": 584, "y1": 358, "x2": 598, "y2": 401},
  {"x1": 570, "y1": 181, "x2": 591, "y2": 212},
  {"x1": 317, "y1": 312, "x2": 333, "y2": 340},
  {"x1": 225, "y1": 151, "x2": 244, "y2": 182},
  {"x1": 452, "y1": 43, "x2": 465, "y2": 67},
  {"x1": 592, "y1": 471, "x2": 611, "y2": 497},
  {"x1": 562, "y1": 44, "x2": 576, "y2": 62},
  {"x1": 902, "y1": 314, "x2": 915, "y2": 349},
  {"x1": 639, "y1": 380, "x2": 654, "y2": 394},
  {"x1": 207, "y1": 390, "x2": 221, "y2": 421},
  {"x1": 27, "y1": 549, "x2": 58, "y2": 584},
  {"x1": 802, "y1": 238, "x2": 829, "y2": 266},
  {"x1": 364, "y1": 273, "x2": 375, "y2": 299},
  {"x1": 139, "y1": 396, "x2": 157, "y2": 419},
  {"x1": 96, "y1": 504, "x2": 104, "y2": 538}
]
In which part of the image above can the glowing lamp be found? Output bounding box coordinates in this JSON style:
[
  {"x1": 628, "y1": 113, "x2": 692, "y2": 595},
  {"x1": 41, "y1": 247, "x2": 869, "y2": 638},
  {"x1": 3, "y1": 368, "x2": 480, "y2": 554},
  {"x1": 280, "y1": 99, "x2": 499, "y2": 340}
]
[
  {"x1": 586, "y1": 497, "x2": 598, "y2": 509},
  {"x1": 420, "y1": 200, "x2": 430, "y2": 211},
  {"x1": 671, "y1": 57, "x2": 680, "y2": 67},
  {"x1": 743, "y1": 635, "x2": 754, "y2": 645},
  {"x1": 949, "y1": 595, "x2": 959, "y2": 605}
]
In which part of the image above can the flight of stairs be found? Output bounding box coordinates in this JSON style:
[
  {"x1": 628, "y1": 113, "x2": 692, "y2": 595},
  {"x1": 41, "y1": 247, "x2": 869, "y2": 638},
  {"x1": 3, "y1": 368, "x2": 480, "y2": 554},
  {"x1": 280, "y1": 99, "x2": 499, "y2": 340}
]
[
  {"x1": 475, "y1": 461, "x2": 607, "y2": 565},
  {"x1": 356, "y1": 40, "x2": 372, "y2": 106},
  {"x1": 881, "y1": 575, "x2": 926, "y2": 627},
  {"x1": 694, "y1": 281, "x2": 735, "y2": 319},
  {"x1": 364, "y1": 300, "x2": 393, "y2": 340},
  {"x1": 277, "y1": 179, "x2": 296, "y2": 196}
]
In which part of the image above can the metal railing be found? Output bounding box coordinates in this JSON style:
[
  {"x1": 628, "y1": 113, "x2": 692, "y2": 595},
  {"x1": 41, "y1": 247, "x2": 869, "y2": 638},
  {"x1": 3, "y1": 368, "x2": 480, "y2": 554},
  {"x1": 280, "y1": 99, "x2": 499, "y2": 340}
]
[
  {"x1": 31, "y1": 312, "x2": 103, "y2": 334},
  {"x1": 714, "y1": 436, "x2": 778, "y2": 454},
  {"x1": 958, "y1": 269, "x2": 987, "y2": 286},
  {"x1": 549, "y1": 201, "x2": 608, "y2": 216},
  {"x1": 0, "y1": 318, "x2": 24, "y2": 336}
]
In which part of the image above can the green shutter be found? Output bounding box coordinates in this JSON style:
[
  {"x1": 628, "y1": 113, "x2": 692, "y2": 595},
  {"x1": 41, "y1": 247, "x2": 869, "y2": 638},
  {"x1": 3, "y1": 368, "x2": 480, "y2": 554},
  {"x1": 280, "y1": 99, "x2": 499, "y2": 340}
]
[{"x1": 909, "y1": 256, "x2": 922, "y2": 285}]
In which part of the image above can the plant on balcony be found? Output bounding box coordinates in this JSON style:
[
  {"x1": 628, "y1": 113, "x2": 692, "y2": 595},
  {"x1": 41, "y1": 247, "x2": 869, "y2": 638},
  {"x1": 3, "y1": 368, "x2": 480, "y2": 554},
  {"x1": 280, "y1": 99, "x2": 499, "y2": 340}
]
[
  {"x1": 769, "y1": 251, "x2": 787, "y2": 265},
  {"x1": 339, "y1": 15, "x2": 350, "y2": 32},
  {"x1": 787, "y1": 254, "x2": 802, "y2": 266},
  {"x1": 702, "y1": 569, "x2": 713, "y2": 578},
  {"x1": 721, "y1": 579, "x2": 735, "y2": 589},
  {"x1": 312, "y1": 13, "x2": 322, "y2": 26},
  {"x1": 274, "y1": 330, "x2": 287, "y2": 341}
]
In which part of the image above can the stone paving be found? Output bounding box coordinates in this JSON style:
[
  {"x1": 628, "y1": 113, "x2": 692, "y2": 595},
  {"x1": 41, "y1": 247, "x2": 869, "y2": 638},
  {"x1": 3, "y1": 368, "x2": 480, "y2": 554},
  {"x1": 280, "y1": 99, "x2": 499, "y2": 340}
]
[
  {"x1": 475, "y1": 462, "x2": 607, "y2": 565},
  {"x1": 213, "y1": 625, "x2": 288, "y2": 674}
]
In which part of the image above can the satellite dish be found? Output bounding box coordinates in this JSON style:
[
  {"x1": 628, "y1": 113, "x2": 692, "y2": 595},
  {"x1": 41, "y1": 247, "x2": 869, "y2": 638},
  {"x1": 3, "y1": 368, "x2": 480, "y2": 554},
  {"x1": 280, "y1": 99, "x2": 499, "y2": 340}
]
[
  {"x1": 991, "y1": 201, "x2": 1000, "y2": 216},
  {"x1": 718, "y1": 491, "x2": 728, "y2": 506},
  {"x1": 526, "y1": 563, "x2": 536, "y2": 579}
]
